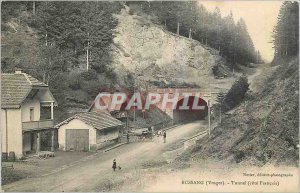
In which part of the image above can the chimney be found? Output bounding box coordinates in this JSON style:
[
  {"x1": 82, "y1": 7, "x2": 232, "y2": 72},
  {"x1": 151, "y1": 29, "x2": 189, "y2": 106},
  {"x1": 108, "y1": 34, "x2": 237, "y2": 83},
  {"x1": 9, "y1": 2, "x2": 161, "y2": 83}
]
[{"x1": 15, "y1": 68, "x2": 22, "y2": 74}]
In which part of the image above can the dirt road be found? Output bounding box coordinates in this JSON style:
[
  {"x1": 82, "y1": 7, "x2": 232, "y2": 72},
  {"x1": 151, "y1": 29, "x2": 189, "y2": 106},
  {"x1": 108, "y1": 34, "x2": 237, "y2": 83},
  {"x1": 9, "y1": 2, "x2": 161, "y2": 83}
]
[{"x1": 3, "y1": 121, "x2": 206, "y2": 192}]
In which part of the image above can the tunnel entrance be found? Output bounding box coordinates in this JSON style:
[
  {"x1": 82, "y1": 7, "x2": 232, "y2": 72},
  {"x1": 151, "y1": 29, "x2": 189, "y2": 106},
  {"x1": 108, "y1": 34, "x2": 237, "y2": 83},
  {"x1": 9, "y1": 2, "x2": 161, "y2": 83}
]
[{"x1": 173, "y1": 96, "x2": 208, "y2": 123}]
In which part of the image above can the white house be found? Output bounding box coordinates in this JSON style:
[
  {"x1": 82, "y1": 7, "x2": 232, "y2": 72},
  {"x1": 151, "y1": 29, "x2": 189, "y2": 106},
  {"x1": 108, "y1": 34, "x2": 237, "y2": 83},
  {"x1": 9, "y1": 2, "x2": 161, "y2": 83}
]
[
  {"x1": 1, "y1": 70, "x2": 58, "y2": 159},
  {"x1": 56, "y1": 111, "x2": 124, "y2": 151}
]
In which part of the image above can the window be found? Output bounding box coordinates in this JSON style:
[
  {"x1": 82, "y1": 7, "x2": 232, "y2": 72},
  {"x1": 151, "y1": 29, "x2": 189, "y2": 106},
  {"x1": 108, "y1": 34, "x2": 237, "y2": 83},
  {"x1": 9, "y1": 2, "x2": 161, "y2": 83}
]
[{"x1": 30, "y1": 108, "x2": 34, "y2": 121}]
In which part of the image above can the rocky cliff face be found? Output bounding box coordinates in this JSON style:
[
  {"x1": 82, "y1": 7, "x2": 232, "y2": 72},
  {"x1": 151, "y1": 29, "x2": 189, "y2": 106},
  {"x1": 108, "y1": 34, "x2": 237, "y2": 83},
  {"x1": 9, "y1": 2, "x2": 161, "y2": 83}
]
[{"x1": 112, "y1": 8, "x2": 230, "y2": 90}]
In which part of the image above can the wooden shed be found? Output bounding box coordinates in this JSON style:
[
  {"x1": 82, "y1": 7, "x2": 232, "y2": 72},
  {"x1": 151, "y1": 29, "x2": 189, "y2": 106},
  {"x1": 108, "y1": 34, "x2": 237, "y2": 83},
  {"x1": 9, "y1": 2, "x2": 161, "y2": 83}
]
[{"x1": 56, "y1": 111, "x2": 124, "y2": 151}]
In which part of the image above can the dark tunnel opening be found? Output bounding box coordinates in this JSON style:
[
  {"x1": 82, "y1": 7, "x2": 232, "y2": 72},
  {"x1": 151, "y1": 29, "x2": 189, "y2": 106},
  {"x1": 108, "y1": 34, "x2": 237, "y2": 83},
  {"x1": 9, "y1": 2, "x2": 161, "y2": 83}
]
[{"x1": 173, "y1": 96, "x2": 208, "y2": 123}]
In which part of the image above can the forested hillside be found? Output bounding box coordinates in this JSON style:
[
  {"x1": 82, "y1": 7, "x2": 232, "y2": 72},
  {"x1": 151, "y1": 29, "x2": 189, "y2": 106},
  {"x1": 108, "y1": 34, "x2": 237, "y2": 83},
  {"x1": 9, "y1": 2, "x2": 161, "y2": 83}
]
[
  {"x1": 272, "y1": 1, "x2": 299, "y2": 62},
  {"x1": 1, "y1": 1, "x2": 260, "y2": 123}
]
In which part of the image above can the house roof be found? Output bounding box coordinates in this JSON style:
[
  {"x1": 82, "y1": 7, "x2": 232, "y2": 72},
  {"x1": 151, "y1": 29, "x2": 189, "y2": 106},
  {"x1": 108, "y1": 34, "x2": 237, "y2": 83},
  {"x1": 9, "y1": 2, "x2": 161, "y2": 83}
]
[
  {"x1": 1, "y1": 72, "x2": 51, "y2": 109},
  {"x1": 55, "y1": 111, "x2": 124, "y2": 130}
]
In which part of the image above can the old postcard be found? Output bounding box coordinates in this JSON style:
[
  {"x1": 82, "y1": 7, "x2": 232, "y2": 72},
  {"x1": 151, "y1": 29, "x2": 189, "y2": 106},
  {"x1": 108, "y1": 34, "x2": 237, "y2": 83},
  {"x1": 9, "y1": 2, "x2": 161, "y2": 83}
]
[{"x1": 1, "y1": 0, "x2": 299, "y2": 192}]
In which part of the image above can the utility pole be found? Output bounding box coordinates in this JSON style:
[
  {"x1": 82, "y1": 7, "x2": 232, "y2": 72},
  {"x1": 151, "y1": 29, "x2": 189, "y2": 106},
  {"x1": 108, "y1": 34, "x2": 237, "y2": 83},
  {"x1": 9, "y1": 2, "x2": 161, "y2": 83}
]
[
  {"x1": 133, "y1": 65, "x2": 136, "y2": 125},
  {"x1": 86, "y1": 41, "x2": 89, "y2": 70},
  {"x1": 33, "y1": 1, "x2": 36, "y2": 15},
  {"x1": 86, "y1": 33, "x2": 90, "y2": 70},
  {"x1": 126, "y1": 111, "x2": 129, "y2": 133},
  {"x1": 208, "y1": 99, "x2": 211, "y2": 137},
  {"x1": 45, "y1": 33, "x2": 48, "y2": 46},
  {"x1": 218, "y1": 25, "x2": 221, "y2": 54},
  {"x1": 217, "y1": 92, "x2": 225, "y2": 124},
  {"x1": 189, "y1": 28, "x2": 192, "y2": 39}
]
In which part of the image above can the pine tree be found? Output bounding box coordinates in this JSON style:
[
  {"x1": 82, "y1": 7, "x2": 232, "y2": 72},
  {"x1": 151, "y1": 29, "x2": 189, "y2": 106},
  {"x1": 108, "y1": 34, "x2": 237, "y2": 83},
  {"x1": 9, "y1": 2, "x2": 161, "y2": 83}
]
[
  {"x1": 212, "y1": 7, "x2": 222, "y2": 53},
  {"x1": 273, "y1": 1, "x2": 299, "y2": 60},
  {"x1": 235, "y1": 18, "x2": 256, "y2": 64},
  {"x1": 221, "y1": 12, "x2": 236, "y2": 65},
  {"x1": 34, "y1": 2, "x2": 120, "y2": 72}
]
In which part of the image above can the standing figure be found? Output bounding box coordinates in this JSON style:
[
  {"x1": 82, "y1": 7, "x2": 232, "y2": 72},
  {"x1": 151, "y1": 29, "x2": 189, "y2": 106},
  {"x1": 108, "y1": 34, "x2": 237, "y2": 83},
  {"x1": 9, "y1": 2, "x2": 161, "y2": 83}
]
[
  {"x1": 127, "y1": 132, "x2": 130, "y2": 143},
  {"x1": 112, "y1": 159, "x2": 117, "y2": 171},
  {"x1": 157, "y1": 130, "x2": 161, "y2": 143},
  {"x1": 163, "y1": 130, "x2": 166, "y2": 143}
]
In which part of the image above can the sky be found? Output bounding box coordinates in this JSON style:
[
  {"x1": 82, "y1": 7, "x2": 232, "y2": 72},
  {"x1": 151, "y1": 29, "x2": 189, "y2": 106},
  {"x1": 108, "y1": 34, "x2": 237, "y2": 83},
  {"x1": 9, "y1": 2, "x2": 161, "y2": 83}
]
[{"x1": 200, "y1": 1, "x2": 282, "y2": 62}]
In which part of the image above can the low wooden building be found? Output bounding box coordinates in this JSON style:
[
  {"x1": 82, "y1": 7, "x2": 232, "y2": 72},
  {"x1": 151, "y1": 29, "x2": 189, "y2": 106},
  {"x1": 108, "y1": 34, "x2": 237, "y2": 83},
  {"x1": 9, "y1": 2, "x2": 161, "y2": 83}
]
[{"x1": 56, "y1": 111, "x2": 124, "y2": 151}]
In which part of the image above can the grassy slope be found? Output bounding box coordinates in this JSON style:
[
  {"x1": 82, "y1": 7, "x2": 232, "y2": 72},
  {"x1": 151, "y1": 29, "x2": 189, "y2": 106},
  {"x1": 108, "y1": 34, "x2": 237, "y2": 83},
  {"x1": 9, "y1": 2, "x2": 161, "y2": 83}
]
[{"x1": 185, "y1": 57, "x2": 299, "y2": 166}]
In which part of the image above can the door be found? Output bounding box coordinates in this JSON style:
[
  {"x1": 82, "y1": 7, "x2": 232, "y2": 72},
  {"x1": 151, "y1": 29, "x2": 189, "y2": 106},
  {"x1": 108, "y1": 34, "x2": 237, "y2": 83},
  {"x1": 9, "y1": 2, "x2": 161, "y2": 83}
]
[
  {"x1": 31, "y1": 132, "x2": 37, "y2": 152},
  {"x1": 66, "y1": 129, "x2": 89, "y2": 151}
]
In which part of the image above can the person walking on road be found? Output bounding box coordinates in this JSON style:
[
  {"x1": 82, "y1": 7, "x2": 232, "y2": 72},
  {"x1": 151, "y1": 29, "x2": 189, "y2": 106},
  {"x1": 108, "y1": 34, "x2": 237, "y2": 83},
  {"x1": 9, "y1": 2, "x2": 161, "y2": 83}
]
[
  {"x1": 157, "y1": 130, "x2": 162, "y2": 143},
  {"x1": 127, "y1": 132, "x2": 130, "y2": 143},
  {"x1": 112, "y1": 159, "x2": 117, "y2": 171},
  {"x1": 163, "y1": 130, "x2": 166, "y2": 143}
]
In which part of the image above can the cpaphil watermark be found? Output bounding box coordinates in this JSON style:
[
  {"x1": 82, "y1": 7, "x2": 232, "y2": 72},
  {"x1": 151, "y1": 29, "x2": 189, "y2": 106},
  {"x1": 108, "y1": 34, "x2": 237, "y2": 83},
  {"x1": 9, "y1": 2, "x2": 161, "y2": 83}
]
[{"x1": 92, "y1": 88, "x2": 208, "y2": 111}]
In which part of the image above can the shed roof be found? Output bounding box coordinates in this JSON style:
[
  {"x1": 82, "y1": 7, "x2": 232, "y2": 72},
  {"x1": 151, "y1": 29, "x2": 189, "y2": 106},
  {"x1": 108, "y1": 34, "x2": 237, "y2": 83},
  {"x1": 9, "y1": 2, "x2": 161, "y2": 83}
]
[
  {"x1": 1, "y1": 72, "x2": 52, "y2": 108},
  {"x1": 55, "y1": 111, "x2": 124, "y2": 130}
]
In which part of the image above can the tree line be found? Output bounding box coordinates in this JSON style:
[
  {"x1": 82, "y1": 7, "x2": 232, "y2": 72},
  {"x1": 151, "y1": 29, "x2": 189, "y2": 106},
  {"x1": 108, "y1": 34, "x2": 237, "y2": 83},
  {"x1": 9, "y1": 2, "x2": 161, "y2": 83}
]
[
  {"x1": 127, "y1": 1, "x2": 262, "y2": 66},
  {"x1": 33, "y1": 1, "x2": 122, "y2": 75},
  {"x1": 2, "y1": 1, "x2": 122, "y2": 78},
  {"x1": 272, "y1": 1, "x2": 299, "y2": 61}
]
